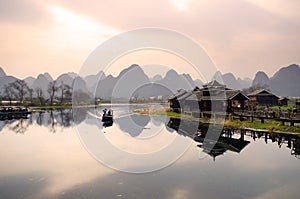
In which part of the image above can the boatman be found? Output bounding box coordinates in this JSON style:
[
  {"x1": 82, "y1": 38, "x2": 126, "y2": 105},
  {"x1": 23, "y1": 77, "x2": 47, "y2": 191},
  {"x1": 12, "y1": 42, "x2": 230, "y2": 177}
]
[{"x1": 103, "y1": 108, "x2": 107, "y2": 116}]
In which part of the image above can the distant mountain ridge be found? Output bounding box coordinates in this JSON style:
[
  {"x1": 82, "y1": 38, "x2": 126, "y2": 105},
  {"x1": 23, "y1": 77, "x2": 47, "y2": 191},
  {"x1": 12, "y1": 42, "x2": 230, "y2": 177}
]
[
  {"x1": 270, "y1": 64, "x2": 300, "y2": 97},
  {"x1": 0, "y1": 63, "x2": 300, "y2": 97},
  {"x1": 252, "y1": 71, "x2": 270, "y2": 88},
  {"x1": 0, "y1": 67, "x2": 6, "y2": 77},
  {"x1": 212, "y1": 71, "x2": 252, "y2": 90}
]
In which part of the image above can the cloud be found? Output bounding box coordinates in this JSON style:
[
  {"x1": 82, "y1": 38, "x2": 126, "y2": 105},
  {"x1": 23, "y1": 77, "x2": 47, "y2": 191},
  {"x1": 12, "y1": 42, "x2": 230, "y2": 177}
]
[
  {"x1": 0, "y1": 0, "x2": 50, "y2": 24},
  {"x1": 0, "y1": 0, "x2": 299, "y2": 79},
  {"x1": 52, "y1": 0, "x2": 300, "y2": 77}
]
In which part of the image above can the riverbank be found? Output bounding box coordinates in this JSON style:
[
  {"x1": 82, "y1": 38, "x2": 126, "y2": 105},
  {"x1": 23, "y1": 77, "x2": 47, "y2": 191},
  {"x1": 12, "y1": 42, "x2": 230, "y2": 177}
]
[
  {"x1": 28, "y1": 104, "x2": 99, "y2": 111},
  {"x1": 133, "y1": 108, "x2": 300, "y2": 135}
]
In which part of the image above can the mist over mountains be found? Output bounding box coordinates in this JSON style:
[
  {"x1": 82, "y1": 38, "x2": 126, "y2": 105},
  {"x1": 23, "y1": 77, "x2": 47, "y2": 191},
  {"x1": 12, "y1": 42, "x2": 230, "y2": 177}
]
[{"x1": 0, "y1": 64, "x2": 300, "y2": 98}]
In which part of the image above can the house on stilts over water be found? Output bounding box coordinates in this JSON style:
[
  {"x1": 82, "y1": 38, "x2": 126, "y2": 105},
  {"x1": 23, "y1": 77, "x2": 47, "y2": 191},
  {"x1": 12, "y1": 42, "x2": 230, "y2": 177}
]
[{"x1": 168, "y1": 80, "x2": 249, "y2": 117}]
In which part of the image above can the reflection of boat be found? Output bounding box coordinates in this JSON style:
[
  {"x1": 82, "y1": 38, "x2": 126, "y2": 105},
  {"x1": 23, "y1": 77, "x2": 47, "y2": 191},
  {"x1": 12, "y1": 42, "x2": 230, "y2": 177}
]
[
  {"x1": 102, "y1": 110, "x2": 113, "y2": 127},
  {"x1": 102, "y1": 115, "x2": 113, "y2": 122},
  {"x1": 0, "y1": 106, "x2": 31, "y2": 120},
  {"x1": 103, "y1": 120, "x2": 113, "y2": 127}
]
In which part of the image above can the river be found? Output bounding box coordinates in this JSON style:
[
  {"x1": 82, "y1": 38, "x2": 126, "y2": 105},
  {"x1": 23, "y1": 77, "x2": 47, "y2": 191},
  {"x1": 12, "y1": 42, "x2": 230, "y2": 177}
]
[{"x1": 0, "y1": 105, "x2": 299, "y2": 199}]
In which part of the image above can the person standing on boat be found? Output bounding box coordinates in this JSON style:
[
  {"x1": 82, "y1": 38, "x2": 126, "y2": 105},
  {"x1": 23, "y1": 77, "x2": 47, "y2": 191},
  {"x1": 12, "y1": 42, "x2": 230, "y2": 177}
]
[{"x1": 103, "y1": 108, "x2": 107, "y2": 116}]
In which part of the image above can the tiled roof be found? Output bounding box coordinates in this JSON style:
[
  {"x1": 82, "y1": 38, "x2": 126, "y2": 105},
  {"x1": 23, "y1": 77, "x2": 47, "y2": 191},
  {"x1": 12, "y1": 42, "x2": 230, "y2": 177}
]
[
  {"x1": 168, "y1": 89, "x2": 188, "y2": 100},
  {"x1": 170, "y1": 85, "x2": 248, "y2": 102},
  {"x1": 177, "y1": 92, "x2": 194, "y2": 101},
  {"x1": 203, "y1": 80, "x2": 225, "y2": 88},
  {"x1": 185, "y1": 89, "x2": 248, "y2": 101},
  {"x1": 247, "y1": 89, "x2": 278, "y2": 98}
]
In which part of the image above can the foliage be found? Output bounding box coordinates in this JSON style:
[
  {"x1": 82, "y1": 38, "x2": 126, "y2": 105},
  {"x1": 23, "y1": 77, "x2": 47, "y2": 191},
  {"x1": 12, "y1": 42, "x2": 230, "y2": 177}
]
[
  {"x1": 47, "y1": 81, "x2": 58, "y2": 106},
  {"x1": 134, "y1": 108, "x2": 300, "y2": 134}
]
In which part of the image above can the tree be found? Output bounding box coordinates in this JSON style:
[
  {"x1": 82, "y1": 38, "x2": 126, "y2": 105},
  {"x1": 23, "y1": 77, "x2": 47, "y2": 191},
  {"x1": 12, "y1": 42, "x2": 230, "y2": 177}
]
[
  {"x1": 3, "y1": 84, "x2": 15, "y2": 105},
  {"x1": 28, "y1": 88, "x2": 34, "y2": 104},
  {"x1": 64, "y1": 85, "x2": 72, "y2": 103},
  {"x1": 35, "y1": 87, "x2": 44, "y2": 106},
  {"x1": 47, "y1": 81, "x2": 58, "y2": 106},
  {"x1": 59, "y1": 82, "x2": 72, "y2": 104},
  {"x1": 59, "y1": 81, "x2": 65, "y2": 104},
  {"x1": 11, "y1": 80, "x2": 29, "y2": 103}
]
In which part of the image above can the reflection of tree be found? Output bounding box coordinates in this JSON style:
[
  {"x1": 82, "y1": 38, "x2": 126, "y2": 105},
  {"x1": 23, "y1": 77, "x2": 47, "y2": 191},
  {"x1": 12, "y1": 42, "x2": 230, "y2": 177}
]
[
  {"x1": 55, "y1": 109, "x2": 73, "y2": 128},
  {"x1": 36, "y1": 111, "x2": 44, "y2": 126},
  {"x1": 7, "y1": 119, "x2": 30, "y2": 134},
  {"x1": 48, "y1": 110, "x2": 58, "y2": 133},
  {"x1": 0, "y1": 109, "x2": 86, "y2": 134},
  {"x1": 115, "y1": 114, "x2": 151, "y2": 137}
]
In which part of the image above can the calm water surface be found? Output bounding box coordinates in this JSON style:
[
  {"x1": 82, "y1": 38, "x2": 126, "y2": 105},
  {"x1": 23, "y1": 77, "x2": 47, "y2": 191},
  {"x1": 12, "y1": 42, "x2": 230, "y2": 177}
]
[{"x1": 0, "y1": 105, "x2": 299, "y2": 199}]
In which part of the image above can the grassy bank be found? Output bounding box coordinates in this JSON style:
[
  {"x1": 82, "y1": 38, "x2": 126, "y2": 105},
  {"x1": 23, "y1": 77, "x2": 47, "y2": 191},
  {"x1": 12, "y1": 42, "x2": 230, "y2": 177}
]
[
  {"x1": 133, "y1": 107, "x2": 193, "y2": 119},
  {"x1": 224, "y1": 119, "x2": 300, "y2": 134},
  {"x1": 133, "y1": 108, "x2": 300, "y2": 134},
  {"x1": 28, "y1": 104, "x2": 100, "y2": 111}
]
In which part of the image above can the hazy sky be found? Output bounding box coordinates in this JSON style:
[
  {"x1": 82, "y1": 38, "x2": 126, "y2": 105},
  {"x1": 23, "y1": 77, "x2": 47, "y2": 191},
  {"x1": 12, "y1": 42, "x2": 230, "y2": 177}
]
[{"x1": 0, "y1": 0, "x2": 299, "y2": 79}]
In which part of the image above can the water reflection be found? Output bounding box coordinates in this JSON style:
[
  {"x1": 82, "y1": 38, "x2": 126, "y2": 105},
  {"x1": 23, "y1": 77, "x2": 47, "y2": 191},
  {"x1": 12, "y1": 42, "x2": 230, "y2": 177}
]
[
  {"x1": 0, "y1": 108, "x2": 89, "y2": 134},
  {"x1": 1, "y1": 108, "x2": 300, "y2": 199},
  {"x1": 1, "y1": 109, "x2": 300, "y2": 160},
  {"x1": 167, "y1": 117, "x2": 300, "y2": 160}
]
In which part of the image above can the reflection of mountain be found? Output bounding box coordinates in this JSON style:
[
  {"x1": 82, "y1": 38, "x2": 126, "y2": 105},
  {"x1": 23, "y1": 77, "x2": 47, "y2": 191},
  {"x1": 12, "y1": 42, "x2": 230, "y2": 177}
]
[
  {"x1": 166, "y1": 117, "x2": 202, "y2": 138},
  {"x1": 115, "y1": 114, "x2": 151, "y2": 137}
]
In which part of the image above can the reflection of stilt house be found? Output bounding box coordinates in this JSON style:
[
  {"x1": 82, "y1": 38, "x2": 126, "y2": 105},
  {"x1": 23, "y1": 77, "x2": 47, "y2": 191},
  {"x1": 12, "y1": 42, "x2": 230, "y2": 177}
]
[
  {"x1": 194, "y1": 130, "x2": 250, "y2": 161},
  {"x1": 168, "y1": 80, "x2": 249, "y2": 116},
  {"x1": 167, "y1": 117, "x2": 250, "y2": 161}
]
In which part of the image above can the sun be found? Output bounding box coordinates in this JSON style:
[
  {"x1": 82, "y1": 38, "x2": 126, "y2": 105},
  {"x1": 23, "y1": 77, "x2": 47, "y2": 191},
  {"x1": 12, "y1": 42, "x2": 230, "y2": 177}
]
[{"x1": 169, "y1": 0, "x2": 191, "y2": 11}]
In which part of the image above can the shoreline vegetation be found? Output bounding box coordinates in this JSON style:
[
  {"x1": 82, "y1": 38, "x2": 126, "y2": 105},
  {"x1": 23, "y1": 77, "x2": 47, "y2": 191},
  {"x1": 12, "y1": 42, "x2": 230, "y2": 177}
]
[
  {"x1": 2, "y1": 103, "x2": 300, "y2": 135},
  {"x1": 133, "y1": 107, "x2": 300, "y2": 135}
]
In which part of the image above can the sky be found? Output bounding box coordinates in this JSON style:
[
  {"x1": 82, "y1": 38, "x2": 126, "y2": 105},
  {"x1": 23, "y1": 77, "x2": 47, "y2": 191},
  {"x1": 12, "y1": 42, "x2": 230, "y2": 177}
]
[{"x1": 0, "y1": 0, "x2": 299, "y2": 80}]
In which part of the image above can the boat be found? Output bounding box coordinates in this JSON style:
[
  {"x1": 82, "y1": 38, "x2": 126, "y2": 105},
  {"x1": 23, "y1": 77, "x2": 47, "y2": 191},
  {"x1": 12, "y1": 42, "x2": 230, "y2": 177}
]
[
  {"x1": 0, "y1": 106, "x2": 31, "y2": 120},
  {"x1": 102, "y1": 109, "x2": 113, "y2": 121},
  {"x1": 101, "y1": 109, "x2": 113, "y2": 127}
]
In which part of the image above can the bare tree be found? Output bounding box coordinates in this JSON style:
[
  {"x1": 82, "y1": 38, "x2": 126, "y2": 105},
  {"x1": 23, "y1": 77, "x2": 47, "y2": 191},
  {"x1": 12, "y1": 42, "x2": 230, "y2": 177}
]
[
  {"x1": 28, "y1": 88, "x2": 34, "y2": 104},
  {"x1": 64, "y1": 85, "x2": 72, "y2": 103},
  {"x1": 35, "y1": 87, "x2": 44, "y2": 106},
  {"x1": 59, "y1": 82, "x2": 72, "y2": 104},
  {"x1": 59, "y1": 81, "x2": 65, "y2": 104},
  {"x1": 11, "y1": 80, "x2": 29, "y2": 103},
  {"x1": 47, "y1": 81, "x2": 58, "y2": 106},
  {"x1": 3, "y1": 84, "x2": 15, "y2": 105}
]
